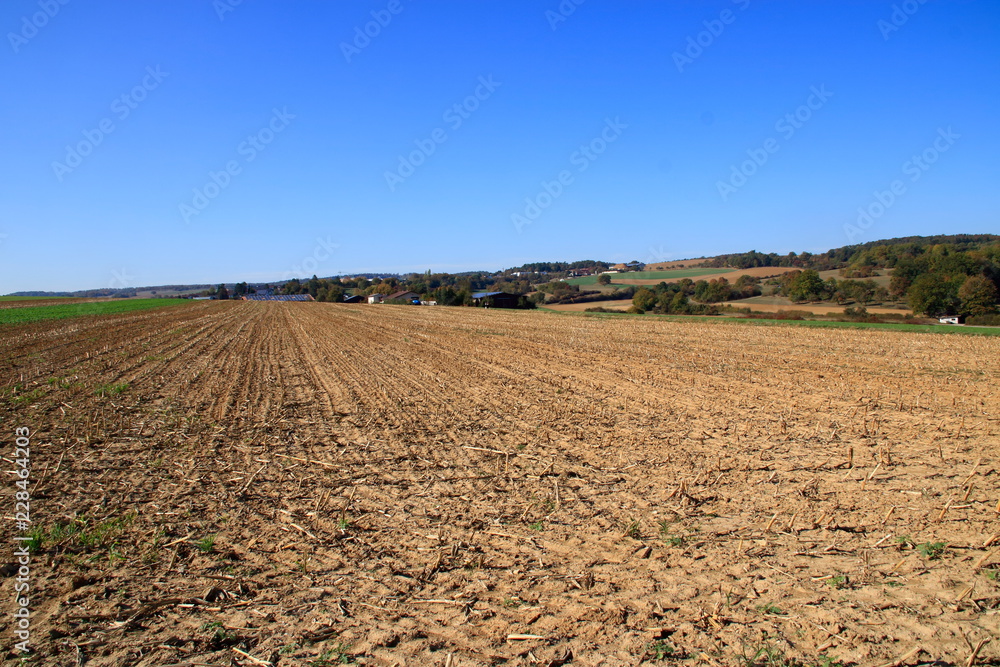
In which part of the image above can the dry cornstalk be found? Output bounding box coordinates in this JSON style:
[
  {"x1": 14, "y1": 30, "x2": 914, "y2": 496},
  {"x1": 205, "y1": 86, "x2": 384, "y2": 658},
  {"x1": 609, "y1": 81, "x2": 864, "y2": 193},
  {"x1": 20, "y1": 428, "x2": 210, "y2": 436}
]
[
  {"x1": 860, "y1": 462, "x2": 882, "y2": 491},
  {"x1": 955, "y1": 583, "x2": 975, "y2": 602},
  {"x1": 973, "y1": 547, "x2": 998, "y2": 570},
  {"x1": 876, "y1": 646, "x2": 922, "y2": 667},
  {"x1": 938, "y1": 497, "x2": 955, "y2": 522},
  {"x1": 966, "y1": 638, "x2": 990, "y2": 667},
  {"x1": 231, "y1": 647, "x2": 274, "y2": 666},
  {"x1": 961, "y1": 457, "x2": 981, "y2": 486},
  {"x1": 273, "y1": 453, "x2": 336, "y2": 468},
  {"x1": 239, "y1": 462, "x2": 268, "y2": 495},
  {"x1": 889, "y1": 557, "x2": 908, "y2": 574},
  {"x1": 873, "y1": 533, "x2": 893, "y2": 548},
  {"x1": 162, "y1": 532, "x2": 195, "y2": 548},
  {"x1": 289, "y1": 523, "x2": 316, "y2": 539}
]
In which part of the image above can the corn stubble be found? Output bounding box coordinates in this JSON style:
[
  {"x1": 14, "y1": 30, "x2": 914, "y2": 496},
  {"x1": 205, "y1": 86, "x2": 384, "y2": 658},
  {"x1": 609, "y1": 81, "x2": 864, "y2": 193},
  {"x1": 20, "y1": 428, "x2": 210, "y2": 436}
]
[{"x1": 2, "y1": 301, "x2": 998, "y2": 666}]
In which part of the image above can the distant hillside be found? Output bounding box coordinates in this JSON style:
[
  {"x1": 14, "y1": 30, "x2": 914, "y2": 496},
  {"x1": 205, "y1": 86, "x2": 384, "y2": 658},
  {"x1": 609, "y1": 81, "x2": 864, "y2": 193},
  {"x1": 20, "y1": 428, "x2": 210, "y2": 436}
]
[
  {"x1": 4, "y1": 274, "x2": 416, "y2": 299},
  {"x1": 658, "y1": 234, "x2": 1000, "y2": 320},
  {"x1": 7, "y1": 285, "x2": 216, "y2": 298},
  {"x1": 7, "y1": 234, "x2": 997, "y2": 304},
  {"x1": 700, "y1": 234, "x2": 1000, "y2": 271}
]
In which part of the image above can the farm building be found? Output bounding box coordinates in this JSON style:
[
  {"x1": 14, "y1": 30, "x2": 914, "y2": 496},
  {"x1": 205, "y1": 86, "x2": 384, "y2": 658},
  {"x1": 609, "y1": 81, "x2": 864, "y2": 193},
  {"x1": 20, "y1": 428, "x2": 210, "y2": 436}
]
[
  {"x1": 386, "y1": 290, "x2": 421, "y2": 304},
  {"x1": 342, "y1": 294, "x2": 363, "y2": 304},
  {"x1": 242, "y1": 294, "x2": 314, "y2": 301},
  {"x1": 367, "y1": 294, "x2": 384, "y2": 304},
  {"x1": 939, "y1": 316, "x2": 964, "y2": 325},
  {"x1": 471, "y1": 291, "x2": 520, "y2": 308}
]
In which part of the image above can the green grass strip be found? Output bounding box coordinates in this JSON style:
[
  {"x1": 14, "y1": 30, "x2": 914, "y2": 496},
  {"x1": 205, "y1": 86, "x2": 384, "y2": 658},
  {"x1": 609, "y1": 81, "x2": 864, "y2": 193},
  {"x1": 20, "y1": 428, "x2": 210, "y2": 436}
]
[{"x1": 0, "y1": 299, "x2": 193, "y2": 326}]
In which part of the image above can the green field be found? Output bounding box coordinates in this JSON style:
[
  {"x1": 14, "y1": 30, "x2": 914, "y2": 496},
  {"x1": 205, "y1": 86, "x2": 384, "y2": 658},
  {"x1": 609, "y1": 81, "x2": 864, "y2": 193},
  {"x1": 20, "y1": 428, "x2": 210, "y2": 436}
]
[
  {"x1": 0, "y1": 299, "x2": 192, "y2": 326},
  {"x1": 566, "y1": 268, "x2": 731, "y2": 286}
]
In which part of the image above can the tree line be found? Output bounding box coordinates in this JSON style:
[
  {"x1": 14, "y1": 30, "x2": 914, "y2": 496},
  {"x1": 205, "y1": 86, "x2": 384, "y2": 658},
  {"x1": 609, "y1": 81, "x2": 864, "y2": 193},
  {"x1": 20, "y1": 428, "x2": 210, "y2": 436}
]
[
  {"x1": 704, "y1": 234, "x2": 999, "y2": 272},
  {"x1": 696, "y1": 237, "x2": 1000, "y2": 319}
]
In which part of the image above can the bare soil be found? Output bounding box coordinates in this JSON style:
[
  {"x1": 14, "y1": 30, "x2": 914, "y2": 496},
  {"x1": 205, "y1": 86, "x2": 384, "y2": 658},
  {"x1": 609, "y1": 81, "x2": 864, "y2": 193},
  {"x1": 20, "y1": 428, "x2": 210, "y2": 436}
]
[
  {"x1": 545, "y1": 300, "x2": 634, "y2": 312},
  {"x1": 729, "y1": 298, "x2": 912, "y2": 316},
  {"x1": 643, "y1": 260, "x2": 710, "y2": 271},
  {"x1": 2, "y1": 302, "x2": 999, "y2": 666},
  {"x1": 614, "y1": 268, "x2": 796, "y2": 286}
]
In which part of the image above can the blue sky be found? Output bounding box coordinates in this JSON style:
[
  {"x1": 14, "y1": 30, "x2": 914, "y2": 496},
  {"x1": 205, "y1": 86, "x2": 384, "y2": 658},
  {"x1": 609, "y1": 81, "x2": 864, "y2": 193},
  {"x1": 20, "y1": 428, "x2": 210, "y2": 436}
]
[{"x1": 1, "y1": 0, "x2": 998, "y2": 292}]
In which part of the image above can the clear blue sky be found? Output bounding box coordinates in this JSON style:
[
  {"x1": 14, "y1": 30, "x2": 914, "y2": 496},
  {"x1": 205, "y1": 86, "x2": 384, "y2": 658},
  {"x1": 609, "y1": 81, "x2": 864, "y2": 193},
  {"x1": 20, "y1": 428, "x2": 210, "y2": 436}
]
[{"x1": 1, "y1": 0, "x2": 997, "y2": 292}]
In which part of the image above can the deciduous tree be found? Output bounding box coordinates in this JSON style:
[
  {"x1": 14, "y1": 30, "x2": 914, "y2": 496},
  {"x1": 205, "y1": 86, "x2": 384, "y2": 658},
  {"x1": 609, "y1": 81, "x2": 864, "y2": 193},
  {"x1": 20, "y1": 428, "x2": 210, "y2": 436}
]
[
  {"x1": 907, "y1": 274, "x2": 959, "y2": 316},
  {"x1": 958, "y1": 275, "x2": 999, "y2": 316},
  {"x1": 633, "y1": 288, "x2": 657, "y2": 311}
]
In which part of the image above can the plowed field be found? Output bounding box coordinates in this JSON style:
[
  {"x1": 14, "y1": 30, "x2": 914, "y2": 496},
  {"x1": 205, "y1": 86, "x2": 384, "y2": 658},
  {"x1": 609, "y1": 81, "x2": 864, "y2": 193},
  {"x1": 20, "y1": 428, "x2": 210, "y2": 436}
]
[
  {"x1": 613, "y1": 268, "x2": 796, "y2": 287},
  {"x1": 3, "y1": 302, "x2": 999, "y2": 666}
]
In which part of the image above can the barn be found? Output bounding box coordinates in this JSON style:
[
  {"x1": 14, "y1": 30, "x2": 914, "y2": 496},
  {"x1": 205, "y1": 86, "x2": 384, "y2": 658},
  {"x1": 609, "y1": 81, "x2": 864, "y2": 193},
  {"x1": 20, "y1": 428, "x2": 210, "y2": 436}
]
[
  {"x1": 471, "y1": 291, "x2": 520, "y2": 308},
  {"x1": 386, "y1": 291, "x2": 421, "y2": 304},
  {"x1": 342, "y1": 294, "x2": 363, "y2": 304}
]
